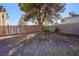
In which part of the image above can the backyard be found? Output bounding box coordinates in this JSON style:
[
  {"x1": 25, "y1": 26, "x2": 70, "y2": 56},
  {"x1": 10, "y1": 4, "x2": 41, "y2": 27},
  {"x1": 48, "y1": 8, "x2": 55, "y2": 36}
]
[
  {"x1": 0, "y1": 32, "x2": 79, "y2": 56},
  {"x1": 0, "y1": 3, "x2": 79, "y2": 56}
]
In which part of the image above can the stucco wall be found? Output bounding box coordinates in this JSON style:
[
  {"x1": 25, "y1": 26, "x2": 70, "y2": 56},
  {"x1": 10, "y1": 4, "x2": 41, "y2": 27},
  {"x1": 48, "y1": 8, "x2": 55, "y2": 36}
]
[
  {"x1": 48, "y1": 22, "x2": 79, "y2": 34},
  {"x1": 62, "y1": 16, "x2": 79, "y2": 24},
  {"x1": 0, "y1": 12, "x2": 8, "y2": 26}
]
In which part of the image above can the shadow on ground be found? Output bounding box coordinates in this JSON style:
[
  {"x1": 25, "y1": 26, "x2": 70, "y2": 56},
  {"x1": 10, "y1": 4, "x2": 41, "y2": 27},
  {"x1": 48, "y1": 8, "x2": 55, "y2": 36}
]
[{"x1": 0, "y1": 32, "x2": 79, "y2": 56}]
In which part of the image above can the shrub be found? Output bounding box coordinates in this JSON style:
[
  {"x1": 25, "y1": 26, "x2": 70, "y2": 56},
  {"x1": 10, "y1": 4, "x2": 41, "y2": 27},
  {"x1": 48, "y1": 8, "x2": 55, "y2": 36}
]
[
  {"x1": 43, "y1": 27, "x2": 50, "y2": 33},
  {"x1": 54, "y1": 27, "x2": 60, "y2": 33}
]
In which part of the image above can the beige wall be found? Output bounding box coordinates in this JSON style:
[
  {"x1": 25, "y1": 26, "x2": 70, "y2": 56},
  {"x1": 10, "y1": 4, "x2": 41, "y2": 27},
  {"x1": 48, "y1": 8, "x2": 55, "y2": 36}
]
[
  {"x1": 48, "y1": 22, "x2": 79, "y2": 34},
  {"x1": 0, "y1": 12, "x2": 8, "y2": 26},
  {"x1": 62, "y1": 16, "x2": 79, "y2": 24}
]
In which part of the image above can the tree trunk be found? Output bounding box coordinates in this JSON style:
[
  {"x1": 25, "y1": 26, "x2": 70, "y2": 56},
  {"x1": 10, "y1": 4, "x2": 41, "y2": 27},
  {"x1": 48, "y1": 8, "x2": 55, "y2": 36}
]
[{"x1": 37, "y1": 7, "x2": 47, "y2": 32}]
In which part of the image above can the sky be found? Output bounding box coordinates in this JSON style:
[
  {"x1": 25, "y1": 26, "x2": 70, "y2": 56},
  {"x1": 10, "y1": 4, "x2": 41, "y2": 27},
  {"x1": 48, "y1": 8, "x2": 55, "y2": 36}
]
[
  {"x1": 61, "y1": 3, "x2": 79, "y2": 17},
  {"x1": 0, "y1": 3, "x2": 79, "y2": 25},
  {"x1": 0, "y1": 3, "x2": 23, "y2": 25}
]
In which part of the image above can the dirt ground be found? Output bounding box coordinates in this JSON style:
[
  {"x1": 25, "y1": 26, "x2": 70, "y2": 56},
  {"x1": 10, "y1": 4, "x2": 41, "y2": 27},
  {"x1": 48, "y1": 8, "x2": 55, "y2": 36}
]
[{"x1": 0, "y1": 32, "x2": 79, "y2": 56}]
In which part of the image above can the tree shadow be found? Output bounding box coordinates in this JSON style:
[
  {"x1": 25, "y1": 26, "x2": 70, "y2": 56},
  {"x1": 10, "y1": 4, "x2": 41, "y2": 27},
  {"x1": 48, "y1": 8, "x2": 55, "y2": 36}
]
[
  {"x1": 0, "y1": 32, "x2": 79, "y2": 56},
  {"x1": 7, "y1": 33, "x2": 39, "y2": 56}
]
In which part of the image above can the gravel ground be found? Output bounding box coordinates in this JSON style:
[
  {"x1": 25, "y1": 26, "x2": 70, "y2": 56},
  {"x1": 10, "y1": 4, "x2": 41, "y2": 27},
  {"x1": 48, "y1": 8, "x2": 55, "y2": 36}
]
[{"x1": 0, "y1": 32, "x2": 79, "y2": 56}]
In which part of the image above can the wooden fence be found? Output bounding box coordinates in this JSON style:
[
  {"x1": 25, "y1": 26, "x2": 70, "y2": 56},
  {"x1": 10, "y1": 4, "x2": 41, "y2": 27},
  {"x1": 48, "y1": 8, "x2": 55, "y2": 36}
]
[{"x1": 0, "y1": 25, "x2": 41, "y2": 36}]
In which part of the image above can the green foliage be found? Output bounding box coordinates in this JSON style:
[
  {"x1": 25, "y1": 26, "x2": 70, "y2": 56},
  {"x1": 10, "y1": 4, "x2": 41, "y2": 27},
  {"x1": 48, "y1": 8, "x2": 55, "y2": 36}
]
[
  {"x1": 43, "y1": 27, "x2": 50, "y2": 33},
  {"x1": 43, "y1": 20, "x2": 49, "y2": 26},
  {"x1": 18, "y1": 3, "x2": 65, "y2": 26}
]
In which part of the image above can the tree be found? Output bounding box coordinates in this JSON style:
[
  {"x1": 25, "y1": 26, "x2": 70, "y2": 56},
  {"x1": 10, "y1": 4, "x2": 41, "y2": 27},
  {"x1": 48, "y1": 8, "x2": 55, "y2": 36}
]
[
  {"x1": 45, "y1": 13, "x2": 62, "y2": 25},
  {"x1": 18, "y1": 3, "x2": 65, "y2": 29}
]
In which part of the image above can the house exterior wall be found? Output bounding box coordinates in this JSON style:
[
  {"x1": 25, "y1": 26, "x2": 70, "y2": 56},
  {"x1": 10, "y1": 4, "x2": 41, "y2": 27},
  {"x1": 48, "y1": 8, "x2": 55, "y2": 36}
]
[
  {"x1": 48, "y1": 22, "x2": 79, "y2": 34},
  {"x1": 47, "y1": 16, "x2": 79, "y2": 34},
  {"x1": 0, "y1": 11, "x2": 8, "y2": 26},
  {"x1": 0, "y1": 7, "x2": 8, "y2": 35},
  {"x1": 62, "y1": 16, "x2": 79, "y2": 24}
]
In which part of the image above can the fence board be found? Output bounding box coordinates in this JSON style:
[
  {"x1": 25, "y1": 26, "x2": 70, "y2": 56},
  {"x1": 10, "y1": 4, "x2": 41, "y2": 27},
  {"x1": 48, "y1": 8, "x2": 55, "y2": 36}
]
[{"x1": 0, "y1": 25, "x2": 41, "y2": 36}]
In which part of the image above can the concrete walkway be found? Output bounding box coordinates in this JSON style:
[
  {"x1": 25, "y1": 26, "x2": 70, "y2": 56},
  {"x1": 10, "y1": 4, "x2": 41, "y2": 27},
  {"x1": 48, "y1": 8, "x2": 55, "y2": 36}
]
[{"x1": 0, "y1": 35, "x2": 21, "y2": 40}]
